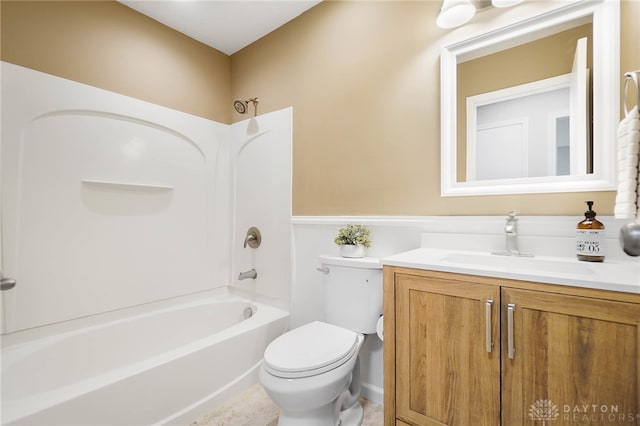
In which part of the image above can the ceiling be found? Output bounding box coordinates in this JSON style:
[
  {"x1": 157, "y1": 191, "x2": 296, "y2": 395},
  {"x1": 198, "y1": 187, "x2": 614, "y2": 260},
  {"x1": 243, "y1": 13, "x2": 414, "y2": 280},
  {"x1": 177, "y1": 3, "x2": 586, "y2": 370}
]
[{"x1": 119, "y1": 1, "x2": 322, "y2": 55}]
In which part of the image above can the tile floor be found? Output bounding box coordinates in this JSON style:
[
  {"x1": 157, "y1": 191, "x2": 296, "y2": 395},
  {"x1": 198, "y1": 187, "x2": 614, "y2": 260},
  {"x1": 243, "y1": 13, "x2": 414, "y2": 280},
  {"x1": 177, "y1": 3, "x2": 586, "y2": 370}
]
[{"x1": 190, "y1": 384, "x2": 383, "y2": 426}]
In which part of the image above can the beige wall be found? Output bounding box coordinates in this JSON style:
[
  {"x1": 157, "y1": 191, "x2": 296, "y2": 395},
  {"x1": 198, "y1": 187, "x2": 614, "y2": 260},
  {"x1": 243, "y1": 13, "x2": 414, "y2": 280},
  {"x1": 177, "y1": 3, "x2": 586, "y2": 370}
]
[
  {"x1": 2, "y1": 1, "x2": 639, "y2": 216},
  {"x1": 1, "y1": 1, "x2": 231, "y2": 123},
  {"x1": 231, "y1": 1, "x2": 640, "y2": 216}
]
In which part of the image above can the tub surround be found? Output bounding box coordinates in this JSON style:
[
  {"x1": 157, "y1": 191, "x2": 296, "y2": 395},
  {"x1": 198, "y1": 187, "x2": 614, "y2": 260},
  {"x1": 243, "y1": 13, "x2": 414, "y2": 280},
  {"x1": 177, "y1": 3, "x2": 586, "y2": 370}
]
[
  {"x1": 2, "y1": 62, "x2": 294, "y2": 334},
  {"x1": 1, "y1": 63, "x2": 294, "y2": 426},
  {"x1": 1, "y1": 61, "x2": 230, "y2": 334},
  {"x1": 230, "y1": 108, "x2": 293, "y2": 311}
]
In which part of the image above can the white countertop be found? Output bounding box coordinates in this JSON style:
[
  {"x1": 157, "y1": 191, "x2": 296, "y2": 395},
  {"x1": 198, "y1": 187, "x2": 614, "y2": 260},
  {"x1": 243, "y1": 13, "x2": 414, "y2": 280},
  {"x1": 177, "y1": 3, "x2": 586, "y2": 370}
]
[{"x1": 382, "y1": 248, "x2": 640, "y2": 294}]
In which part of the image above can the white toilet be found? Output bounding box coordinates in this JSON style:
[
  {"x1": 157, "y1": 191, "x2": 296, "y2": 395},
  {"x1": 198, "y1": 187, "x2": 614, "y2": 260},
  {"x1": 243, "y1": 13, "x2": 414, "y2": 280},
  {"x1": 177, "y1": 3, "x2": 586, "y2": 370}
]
[{"x1": 259, "y1": 255, "x2": 383, "y2": 426}]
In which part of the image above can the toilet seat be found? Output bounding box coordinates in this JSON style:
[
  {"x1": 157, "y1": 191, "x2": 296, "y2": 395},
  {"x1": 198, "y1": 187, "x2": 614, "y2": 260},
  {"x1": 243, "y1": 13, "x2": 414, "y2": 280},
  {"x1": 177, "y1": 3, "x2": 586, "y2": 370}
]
[{"x1": 264, "y1": 321, "x2": 360, "y2": 379}]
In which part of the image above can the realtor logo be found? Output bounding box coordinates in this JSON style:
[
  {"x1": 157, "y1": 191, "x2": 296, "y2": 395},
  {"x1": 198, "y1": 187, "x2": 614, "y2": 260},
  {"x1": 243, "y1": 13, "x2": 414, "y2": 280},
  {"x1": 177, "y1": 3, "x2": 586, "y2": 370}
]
[{"x1": 529, "y1": 399, "x2": 560, "y2": 425}]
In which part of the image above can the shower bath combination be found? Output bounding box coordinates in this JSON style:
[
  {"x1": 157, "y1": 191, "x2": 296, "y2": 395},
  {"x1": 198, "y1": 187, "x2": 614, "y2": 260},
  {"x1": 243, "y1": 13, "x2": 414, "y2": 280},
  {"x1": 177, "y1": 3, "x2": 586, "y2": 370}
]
[
  {"x1": 234, "y1": 98, "x2": 259, "y2": 116},
  {"x1": 0, "y1": 62, "x2": 292, "y2": 426}
]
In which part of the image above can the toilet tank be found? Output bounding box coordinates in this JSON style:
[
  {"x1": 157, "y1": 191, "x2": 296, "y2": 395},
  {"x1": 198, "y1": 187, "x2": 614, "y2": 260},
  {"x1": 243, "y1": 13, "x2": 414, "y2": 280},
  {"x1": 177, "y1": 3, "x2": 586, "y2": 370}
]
[{"x1": 319, "y1": 255, "x2": 383, "y2": 334}]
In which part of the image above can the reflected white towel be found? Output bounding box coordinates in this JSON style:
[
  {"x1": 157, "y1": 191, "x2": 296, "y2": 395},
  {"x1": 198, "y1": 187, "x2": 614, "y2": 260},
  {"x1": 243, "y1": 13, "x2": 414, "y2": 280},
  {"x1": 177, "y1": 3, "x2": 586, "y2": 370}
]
[{"x1": 615, "y1": 105, "x2": 640, "y2": 219}]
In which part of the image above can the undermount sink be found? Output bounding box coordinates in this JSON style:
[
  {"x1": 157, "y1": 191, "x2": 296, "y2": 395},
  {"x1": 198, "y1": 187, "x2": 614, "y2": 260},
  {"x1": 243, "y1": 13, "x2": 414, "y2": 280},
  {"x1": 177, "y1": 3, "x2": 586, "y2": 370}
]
[{"x1": 439, "y1": 252, "x2": 595, "y2": 275}]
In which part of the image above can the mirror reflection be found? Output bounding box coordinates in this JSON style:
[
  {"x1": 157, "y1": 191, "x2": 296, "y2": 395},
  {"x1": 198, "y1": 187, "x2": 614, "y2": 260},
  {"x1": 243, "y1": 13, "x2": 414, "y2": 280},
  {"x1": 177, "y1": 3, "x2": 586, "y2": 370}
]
[{"x1": 457, "y1": 23, "x2": 592, "y2": 183}]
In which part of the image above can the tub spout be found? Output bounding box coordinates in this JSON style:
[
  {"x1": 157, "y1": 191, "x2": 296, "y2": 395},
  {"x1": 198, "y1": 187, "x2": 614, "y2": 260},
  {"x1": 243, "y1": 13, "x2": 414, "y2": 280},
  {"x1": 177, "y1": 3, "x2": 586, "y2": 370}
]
[{"x1": 238, "y1": 269, "x2": 257, "y2": 280}]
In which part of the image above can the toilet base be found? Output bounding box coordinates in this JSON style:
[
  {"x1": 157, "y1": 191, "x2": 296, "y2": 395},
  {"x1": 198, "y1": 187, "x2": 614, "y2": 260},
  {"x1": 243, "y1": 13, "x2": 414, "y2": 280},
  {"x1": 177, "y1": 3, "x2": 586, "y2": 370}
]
[
  {"x1": 276, "y1": 402, "x2": 334, "y2": 426},
  {"x1": 276, "y1": 400, "x2": 363, "y2": 426},
  {"x1": 338, "y1": 400, "x2": 363, "y2": 426}
]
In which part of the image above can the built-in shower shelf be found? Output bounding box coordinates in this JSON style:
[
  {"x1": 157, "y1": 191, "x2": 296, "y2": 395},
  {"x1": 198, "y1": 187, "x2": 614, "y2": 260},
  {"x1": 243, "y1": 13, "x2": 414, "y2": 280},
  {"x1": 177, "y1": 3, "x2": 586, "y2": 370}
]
[{"x1": 81, "y1": 179, "x2": 174, "y2": 191}]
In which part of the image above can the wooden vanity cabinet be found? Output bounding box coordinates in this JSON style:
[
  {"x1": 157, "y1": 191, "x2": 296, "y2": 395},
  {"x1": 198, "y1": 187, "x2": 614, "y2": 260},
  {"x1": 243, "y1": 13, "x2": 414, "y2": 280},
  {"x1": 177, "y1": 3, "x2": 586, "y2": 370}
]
[
  {"x1": 393, "y1": 272, "x2": 501, "y2": 425},
  {"x1": 383, "y1": 266, "x2": 640, "y2": 426},
  {"x1": 502, "y1": 288, "x2": 640, "y2": 425}
]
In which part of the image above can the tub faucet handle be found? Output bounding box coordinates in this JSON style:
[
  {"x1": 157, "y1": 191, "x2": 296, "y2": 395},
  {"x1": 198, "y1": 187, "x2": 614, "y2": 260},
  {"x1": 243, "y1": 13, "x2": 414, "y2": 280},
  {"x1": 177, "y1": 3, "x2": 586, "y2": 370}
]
[
  {"x1": 1, "y1": 276, "x2": 16, "y2": 291},
  {"x1": 243, "y1": 227, "x2": 262, "y2": 249}
]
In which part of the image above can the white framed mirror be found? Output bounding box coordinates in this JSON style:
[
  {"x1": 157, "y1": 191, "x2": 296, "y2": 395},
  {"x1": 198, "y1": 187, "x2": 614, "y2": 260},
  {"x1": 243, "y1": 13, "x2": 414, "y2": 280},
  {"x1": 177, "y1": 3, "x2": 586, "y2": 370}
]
[{"x1": 440, "y1": 0, "x2": 619, "y2": 196}]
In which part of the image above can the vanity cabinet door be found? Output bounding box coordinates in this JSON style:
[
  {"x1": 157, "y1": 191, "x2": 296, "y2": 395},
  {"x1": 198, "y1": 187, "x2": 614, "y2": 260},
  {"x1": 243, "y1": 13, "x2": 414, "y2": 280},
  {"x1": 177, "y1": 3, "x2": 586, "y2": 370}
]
[
  {"x1": 395, "y1": 273, "x2": 501, "y2": 426},
  {"x1": 502, "y1": 288, "x2": 640, "y2": 425}
]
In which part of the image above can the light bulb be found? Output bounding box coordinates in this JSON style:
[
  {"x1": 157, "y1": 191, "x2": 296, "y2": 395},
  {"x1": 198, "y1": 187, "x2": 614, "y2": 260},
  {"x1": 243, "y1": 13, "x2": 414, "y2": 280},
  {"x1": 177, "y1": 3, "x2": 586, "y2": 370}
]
[{"x1": 436, "y1": 0, "x2": 476, "y2": 29}]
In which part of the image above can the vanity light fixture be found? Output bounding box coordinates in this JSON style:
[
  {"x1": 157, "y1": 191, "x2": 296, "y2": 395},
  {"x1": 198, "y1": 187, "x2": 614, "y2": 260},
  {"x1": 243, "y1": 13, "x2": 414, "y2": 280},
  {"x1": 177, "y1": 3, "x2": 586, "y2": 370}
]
[
  {"x1": 436, "y1": 0, "x2": 476, "y2": 29},
  {"x1": 437, "y1": 0, "x2": 522, "y2": 29}
]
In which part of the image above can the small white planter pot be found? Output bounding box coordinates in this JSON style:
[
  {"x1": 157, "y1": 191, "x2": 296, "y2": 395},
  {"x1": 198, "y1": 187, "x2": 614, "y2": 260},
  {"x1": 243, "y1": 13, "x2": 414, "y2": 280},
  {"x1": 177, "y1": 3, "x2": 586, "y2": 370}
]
[{"x1": 340, "y1": 244, "x2": 365, "y2": 258}]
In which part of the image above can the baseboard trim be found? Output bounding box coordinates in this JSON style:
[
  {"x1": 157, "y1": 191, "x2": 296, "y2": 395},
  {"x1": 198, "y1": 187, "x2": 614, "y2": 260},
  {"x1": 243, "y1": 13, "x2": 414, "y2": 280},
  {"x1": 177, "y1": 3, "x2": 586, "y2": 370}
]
[{"x1": 360, "y1": 382, "x2": 384, "y2": 406}]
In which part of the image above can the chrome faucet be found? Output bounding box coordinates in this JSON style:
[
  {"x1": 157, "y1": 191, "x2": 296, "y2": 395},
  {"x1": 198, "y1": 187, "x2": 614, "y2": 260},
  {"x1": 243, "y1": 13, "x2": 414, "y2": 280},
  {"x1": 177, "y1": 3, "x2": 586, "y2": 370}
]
[
  {"x1": 238, "y1": 268, "x2": 257, "y2": 280},
  {"x1": 492, "y1": 210, "x2": 533, "y2": 257},
  {"x1": 505, "y1": 210, "x2": 519, "y2": 255}
]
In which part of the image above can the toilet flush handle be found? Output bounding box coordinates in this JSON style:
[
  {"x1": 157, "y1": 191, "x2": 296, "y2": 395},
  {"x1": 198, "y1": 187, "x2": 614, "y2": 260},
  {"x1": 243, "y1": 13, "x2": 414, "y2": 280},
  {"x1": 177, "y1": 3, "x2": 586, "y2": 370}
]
[{"x1": 316, "y1": 266, "x2": 330, "y2": 274}]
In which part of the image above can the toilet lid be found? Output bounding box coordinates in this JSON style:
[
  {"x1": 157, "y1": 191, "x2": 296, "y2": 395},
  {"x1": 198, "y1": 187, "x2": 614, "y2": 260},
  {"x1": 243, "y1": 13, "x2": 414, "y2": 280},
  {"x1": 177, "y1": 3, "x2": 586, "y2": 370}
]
[{"x1": 264, "y1": 321, "x2": 359, "y2": 379}]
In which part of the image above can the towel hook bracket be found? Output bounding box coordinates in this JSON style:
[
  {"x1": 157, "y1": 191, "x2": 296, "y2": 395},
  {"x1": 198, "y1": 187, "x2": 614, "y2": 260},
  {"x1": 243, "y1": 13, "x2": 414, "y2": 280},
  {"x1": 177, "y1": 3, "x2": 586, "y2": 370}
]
[{"x1": 624, "y1": 70, "x2": 640, "y2": 115}]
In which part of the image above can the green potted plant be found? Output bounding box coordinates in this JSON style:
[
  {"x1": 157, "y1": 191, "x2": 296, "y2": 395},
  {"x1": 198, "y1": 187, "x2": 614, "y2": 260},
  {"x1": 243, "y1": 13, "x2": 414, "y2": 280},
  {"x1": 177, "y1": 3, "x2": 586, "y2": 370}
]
[{"x1": 334, "y1": 224, "x2": 371, "y2": 258}]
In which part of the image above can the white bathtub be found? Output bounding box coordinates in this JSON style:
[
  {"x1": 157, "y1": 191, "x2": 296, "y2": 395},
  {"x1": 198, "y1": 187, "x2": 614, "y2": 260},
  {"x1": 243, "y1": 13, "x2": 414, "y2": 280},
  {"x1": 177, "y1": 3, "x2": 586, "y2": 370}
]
[{"x1": 1, "y1": 290, "x2": 289, "y2": 425}]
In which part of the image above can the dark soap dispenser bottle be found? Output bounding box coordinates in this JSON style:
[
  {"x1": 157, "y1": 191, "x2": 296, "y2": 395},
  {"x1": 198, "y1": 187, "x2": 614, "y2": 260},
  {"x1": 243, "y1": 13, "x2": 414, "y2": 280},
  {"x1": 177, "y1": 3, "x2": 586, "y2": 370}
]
[{"x1": 576, "y1": 201, "x2": 605, "y2": 262}]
